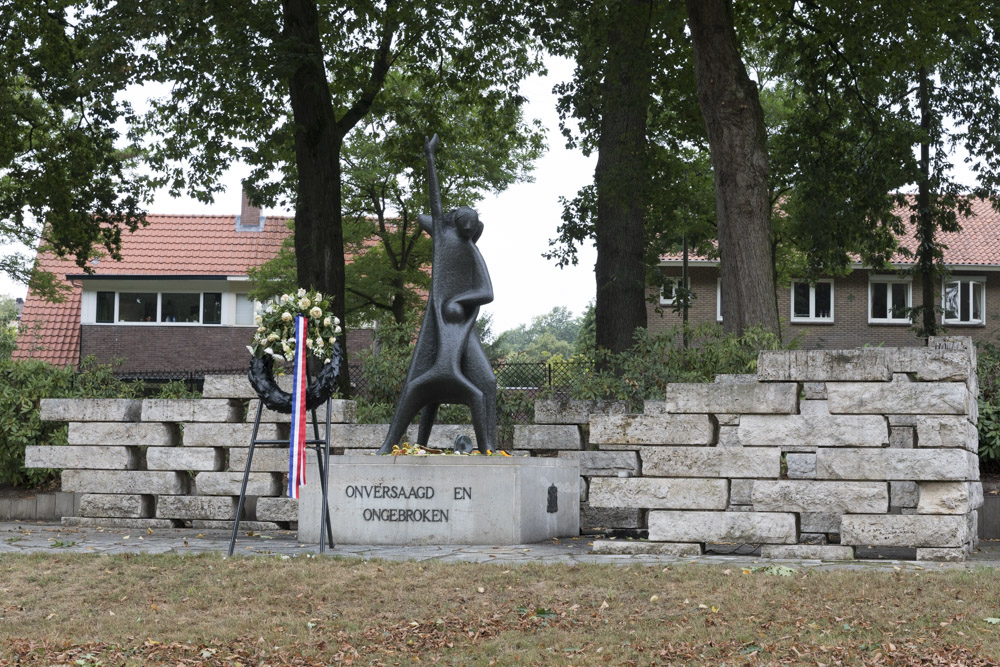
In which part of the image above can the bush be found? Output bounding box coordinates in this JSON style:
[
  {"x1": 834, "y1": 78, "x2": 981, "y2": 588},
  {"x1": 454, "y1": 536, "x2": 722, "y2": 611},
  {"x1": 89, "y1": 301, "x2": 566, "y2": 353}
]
[{"x1": 976, "y1": 340, "x2": 1000, "y2": 470}]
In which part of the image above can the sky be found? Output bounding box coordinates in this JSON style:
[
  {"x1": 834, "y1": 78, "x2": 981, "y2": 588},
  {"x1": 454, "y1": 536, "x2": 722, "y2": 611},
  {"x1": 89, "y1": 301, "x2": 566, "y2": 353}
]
[{"x1": 0, "y1": 57, "x2": 597, "y2": 335}]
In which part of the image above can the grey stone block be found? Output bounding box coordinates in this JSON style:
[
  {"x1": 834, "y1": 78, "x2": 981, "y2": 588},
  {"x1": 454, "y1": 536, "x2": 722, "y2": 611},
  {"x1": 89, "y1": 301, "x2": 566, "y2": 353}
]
[
  {"x1": 815, "y1": 448, "x2": 979, "y2": 481},
  {"x1": 534, "y1": 399, "x2": 630, "y2": 424},
  {"x1": 786, "y1": 453, "x2": 816, "y2": 479},
  {"x1": 194, "y1": 472, "x2": 281, "y2": 496},
  {"x1": 658, "y1": 382, "x2": 798, "y2": 414},
  {"x1": 61, "y1": 517, "x2": 180, "y2": 529},
  {"x1": 229, "y1": 447, "x2": 292, "y2": 472},
  {"x1": 589, "y1": 478, "x2": 728, "y2": 510},
  {"x1": 182, "y1": 423, "x2": 283, "y2": 447},
  {"x1": 915, "y1": 416, "x2": 978, "y2": 451},
  {"x1": 40, "y1": 398, "x2": 141, "y2": 422},
  {"x1": 157, "y1": 495, "x2": 237, "y2": 520},
  {"x1": 79, "y1": 494, "x2": 153, "y2": 518},
  {"x1": 62, "y1": 470, "x2": 189, "y2": 495},
  {"x1": 740, "y1": 401, "x2": 888, "y2": 447},
  {"x1": 35, "y1": 494, "x2": 56, "y2": 520},
  {"x1": 890, "y1": 481, "x2": 918, "y2": 508},
  {"x1": 25, "y1": 445, "x2": 139, "y2": 470},
  {"x1": 202, "y1": 375, "x2": 257, "y2": 399},
  {"x1": 589, "y1": 414, "x2": 714, "y2": 446},
  {"x1": 641, "y1": 447, "x2": 780, "y2": 478},
  {"x1": 193, "y1": 520, "x2": 283, "y2": 530},
  {"x1": 9, "y1": 497, "x2": 36, "y2": 520},
  {"x1": 581, "y1": 504, "x2": 643, "y2": 530},
  {"x1": 752, "y1": 480, "x2": 888, "y2": 513},
  {"x1": 714, "y1": 374, "x2": 759, "y2": 383},
  {"x1": 888, "y1": 414, "x2": 918, "y2": 427},
  {"x1": 256, "y1": 497, "x2": 298, "y2": 522},
  {"x1": 68, "y1": 423, "x2": 178, "y2": 447},
  {"x1": 591, "y1": 540, "x2": 703, "y2": 556},
  {"x1": 580, "y1": 477, "x2": 589, "y2": 503},
  {"x1": 799, "y1": 532, "x2": 827, "y2": 545},
  {"x1": 715, "y1": 414, "x2": 740, "y2": 426},
  {"x1": 758, "y1": 349, "x2": 891, "y2": 382},
  {"x1": 841, "y1": 514, "x2": 969, "y2": 547},
  {"x1": 915, "y1": 547, "x2": 968, "y2": 562},
  {"x1": 889, "y1": 427, "x2": 915, "y2": 449},
  {"x1": 512, "y1": 425, "x2": 582, "y2": 450},
  {"x1": 649, "y1": 511, "x2": 797, "y2": 544},
  {"x1": 717, "y1": 425, "x2": 741, "y2": 447},
  {"x1": 143, "y1": 398, "x2": 241, "y2": 423},
  {"x1": 890, "y1": 348, "x2": 972, "y2": 382},
  {"x1": 146, "y1": 447, "x2": 225, "y2": 472},
  {"x1": 761, "y1": 545, "x2": 854, "y2": 560},
  {"x1": 246, "y1": 399, "x2": 356, "y2": 424},
  {"x1": 916, "y1": 482, "x2": 983, "y2": 514},
  {"x1": 557, "y1": 450, "x2": 639, "y2": 476},
  {"x1": 802, "y1": 383, "x2": 827, "y2": 400},
  {"x1": 54, "y1": 492, "x2": 76, "y2": 518},
  {"x1": 827, "y1": 382, "x2": 971, "y2": 415},
  {"x1": 730, "y1": 479, "x2": 754, "y2": 505},
  {"x1": 800, "y1": 512, "x2": 842, "y2": 533}
]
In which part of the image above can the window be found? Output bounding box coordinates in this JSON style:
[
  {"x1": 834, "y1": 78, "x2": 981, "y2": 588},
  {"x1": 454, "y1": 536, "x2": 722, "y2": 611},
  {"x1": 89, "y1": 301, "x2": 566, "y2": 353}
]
[
  {"x1": 790, "y1": 280, "x2": 834, "y2": 322},
  {"x1": 659, "y1": 277, "x2": 688, "y2": 305},
  {"x1": 869, "y1": 278, "x2": 911, "y2": 323},
  {"x1": 96, "y1": 292, "x2": 115, "y2": 323},
  {"x1": 202, "y1": 293, "x2": 222, "y2": 324},
  {"x1": 162, "y1": 293, "x2": 200, "y2": 323},
  {"x1": 943, "y1": 278, "x2": 985, "y2": 325},
  {"x1": 716, "y1": 278, "x2": 723, "y2": 322},
  {"x1": 118, "y1": 292, "x2": 157, "y2": 322},
  {"x1": 235, "y1": 294, "x2": 256, "y2": 325},
  {"x1": 92, "y1": 291, "x2": 227, "y2": 325}
]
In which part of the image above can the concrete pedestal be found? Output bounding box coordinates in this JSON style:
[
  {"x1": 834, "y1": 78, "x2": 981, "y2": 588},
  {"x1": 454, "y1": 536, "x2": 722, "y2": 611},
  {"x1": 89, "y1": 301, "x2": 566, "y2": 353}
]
[{"x1": 298, "y1": 455, "x2": 580, "y2": 545}]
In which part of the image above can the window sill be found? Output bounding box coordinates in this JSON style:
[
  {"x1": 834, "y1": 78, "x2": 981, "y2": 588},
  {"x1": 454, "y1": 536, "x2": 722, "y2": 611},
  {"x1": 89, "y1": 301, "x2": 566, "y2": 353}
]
[
  {"x1": 942, "y1": 321, "x2": 986, "y2": 327},
  {"x1": 790, "y1": 318, "x2": 835, "y2": 325},
  {"x1": 868, "y1": 320, "x2": 912, "y2": 326}
]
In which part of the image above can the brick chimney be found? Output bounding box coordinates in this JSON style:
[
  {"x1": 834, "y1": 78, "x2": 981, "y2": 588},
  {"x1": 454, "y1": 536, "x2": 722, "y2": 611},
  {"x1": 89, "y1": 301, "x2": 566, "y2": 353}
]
[{"x1": 236, "y1": 189, "x2": 265, "y2": 231}]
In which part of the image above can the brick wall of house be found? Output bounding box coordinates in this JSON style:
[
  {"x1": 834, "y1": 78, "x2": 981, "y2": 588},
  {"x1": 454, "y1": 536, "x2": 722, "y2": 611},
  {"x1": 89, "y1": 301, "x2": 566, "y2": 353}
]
[{"x1": 647, "y1": 267, "x2": 1000, "y2": 349}]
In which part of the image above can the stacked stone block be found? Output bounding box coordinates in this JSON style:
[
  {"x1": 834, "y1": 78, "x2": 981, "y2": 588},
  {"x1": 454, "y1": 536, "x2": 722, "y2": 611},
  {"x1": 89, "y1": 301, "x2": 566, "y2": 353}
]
[{"x1": 588, "y1": 337, "x2": 982, "y2": 562}]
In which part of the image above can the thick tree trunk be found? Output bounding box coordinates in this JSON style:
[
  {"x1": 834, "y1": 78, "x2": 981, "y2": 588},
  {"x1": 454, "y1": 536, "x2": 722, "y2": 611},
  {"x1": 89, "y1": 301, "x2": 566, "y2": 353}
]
[
  {"x1": 685, "y1": 0, "x2": 779, "y2": 336},
  {"x1": 916, "y1": 66, "x2": 937, "y2": 338},
  {"x1": 594, "y1": 0, "x2": 651, "y2": 355}
]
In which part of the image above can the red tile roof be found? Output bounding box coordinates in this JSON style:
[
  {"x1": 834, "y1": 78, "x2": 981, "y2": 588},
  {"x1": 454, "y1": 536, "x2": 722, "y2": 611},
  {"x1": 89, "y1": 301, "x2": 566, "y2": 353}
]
[
  {"x1": 13, "y1": 214, "x2": 292, "y2": 367},
  {"x1": 660, "y1": 198, "x2": 1000, "y2": 267}
]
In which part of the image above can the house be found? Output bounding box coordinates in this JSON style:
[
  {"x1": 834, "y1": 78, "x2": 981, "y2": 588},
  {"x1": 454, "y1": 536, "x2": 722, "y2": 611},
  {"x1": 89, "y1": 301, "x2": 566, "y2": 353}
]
[
  {"x1": 648, "y1": 198, "x2": 1000, "y2": 349},
  {"x1": 14, "y1": 195, "x2": 373, "y2": 376}
]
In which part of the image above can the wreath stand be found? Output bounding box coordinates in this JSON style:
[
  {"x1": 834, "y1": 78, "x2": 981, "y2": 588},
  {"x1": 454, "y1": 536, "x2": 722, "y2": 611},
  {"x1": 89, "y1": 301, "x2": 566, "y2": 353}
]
[{"x1": 228, "y1": 353, "x2": 340, "y2": 557}]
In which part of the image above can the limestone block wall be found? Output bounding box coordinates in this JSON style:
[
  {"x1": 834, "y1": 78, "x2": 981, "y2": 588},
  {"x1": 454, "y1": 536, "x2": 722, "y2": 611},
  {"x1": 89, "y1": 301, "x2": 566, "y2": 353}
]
[{"x1": 586, "y1": 336, "x2": 982, "y2": 562}]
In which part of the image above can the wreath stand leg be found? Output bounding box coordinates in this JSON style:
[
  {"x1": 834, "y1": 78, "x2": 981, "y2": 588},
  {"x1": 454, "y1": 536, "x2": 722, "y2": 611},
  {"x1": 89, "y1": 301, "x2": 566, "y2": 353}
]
[{"x1": 227, "y1": 396, "x2": 335, "y2": 556}]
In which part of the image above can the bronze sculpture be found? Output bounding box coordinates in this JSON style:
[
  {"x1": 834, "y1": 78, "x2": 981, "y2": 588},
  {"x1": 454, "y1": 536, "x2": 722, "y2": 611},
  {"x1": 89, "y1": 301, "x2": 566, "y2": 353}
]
[{"x1": 377, "y1": 134, "x2": 497, "y2": 454}]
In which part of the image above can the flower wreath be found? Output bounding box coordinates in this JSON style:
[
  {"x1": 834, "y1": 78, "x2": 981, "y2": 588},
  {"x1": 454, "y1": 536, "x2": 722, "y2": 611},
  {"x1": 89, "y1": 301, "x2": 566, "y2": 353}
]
[{"x1": 246, "y1": 288, "x2": 343, "y2": 413}]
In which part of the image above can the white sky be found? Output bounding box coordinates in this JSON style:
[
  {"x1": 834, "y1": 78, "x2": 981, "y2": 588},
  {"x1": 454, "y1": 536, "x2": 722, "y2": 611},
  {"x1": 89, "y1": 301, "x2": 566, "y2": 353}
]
[{"x1": 0, "y1": 57, "x2": 597, "y2": 334}]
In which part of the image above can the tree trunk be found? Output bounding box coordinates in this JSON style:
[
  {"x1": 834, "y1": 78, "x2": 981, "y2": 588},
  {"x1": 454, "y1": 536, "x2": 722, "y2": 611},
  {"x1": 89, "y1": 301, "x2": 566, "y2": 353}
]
[
  {"x1": 916, "y1": 66, "x2": 937, "y2": 338},
  {"x1": 685, "y1": 0, "x2": 779, "y2": 336},
  {"x1": 594, "y1": 0, "x2": 651, "y2": 355}
]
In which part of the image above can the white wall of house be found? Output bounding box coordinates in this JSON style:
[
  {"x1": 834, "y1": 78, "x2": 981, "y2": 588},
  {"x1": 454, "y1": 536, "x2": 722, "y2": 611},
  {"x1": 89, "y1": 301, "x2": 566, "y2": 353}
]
[{"x1": 79, "y1": 277, "x2": 259, "y2": 327}]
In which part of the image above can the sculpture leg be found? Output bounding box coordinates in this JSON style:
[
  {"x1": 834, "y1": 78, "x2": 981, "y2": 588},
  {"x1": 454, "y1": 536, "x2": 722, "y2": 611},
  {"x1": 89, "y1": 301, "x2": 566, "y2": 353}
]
[
  {"x1": 417, "y1": 403, "x2": 439, "y2": 446},
  {"x1": 467, "y1": 391, "x2": 495, "y2": 454},
  {"x1": 377, "y1": 385, "x2": 424, "y2": 455}
]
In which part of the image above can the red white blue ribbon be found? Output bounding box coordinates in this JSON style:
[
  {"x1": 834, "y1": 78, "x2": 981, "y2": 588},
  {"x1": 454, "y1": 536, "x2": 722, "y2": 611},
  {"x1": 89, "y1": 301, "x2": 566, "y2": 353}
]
[{"x1": 288, "y1": 315, "x2": 308, "y2": 499}]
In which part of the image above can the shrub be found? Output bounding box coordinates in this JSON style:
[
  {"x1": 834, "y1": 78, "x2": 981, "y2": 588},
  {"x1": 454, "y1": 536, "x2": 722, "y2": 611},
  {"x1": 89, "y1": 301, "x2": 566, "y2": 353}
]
[{"x1": 976, "y1": 340, "x2": 1000, "y2": 470}]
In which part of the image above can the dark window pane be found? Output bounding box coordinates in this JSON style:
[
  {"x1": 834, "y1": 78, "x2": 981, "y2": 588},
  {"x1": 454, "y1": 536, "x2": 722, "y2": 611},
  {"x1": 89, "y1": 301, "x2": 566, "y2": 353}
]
[
  {"x1": 891, "y1": 283, "x2": 907, "y2": 319},
  {"x1": 96, "y1": 292, "x2": 115, "y2": 323},
  {"x1": 871, "y1": 283, "x2": 887, "y2": 319},
  {"x1": 960, "y1": 281, "x2": 970, "y2": 321},
  {"x1": 793, "y1": 283, "x2": 810, "y2": 317},
  {"x1": 814, "y1": 283, "x2": 831, "y2": 319},
  {"x1": 162, "y1": 293, "x2": 200, "y2": 323},
  {"x1": 118, "y1": 293, "x2": 157, "y2": 322},
  {"x1": 944, "y1": 282, "x2": 960, "y2": 320},
  {"x1": 203, "y1": 293, "x2": 222, "y2": 324}
]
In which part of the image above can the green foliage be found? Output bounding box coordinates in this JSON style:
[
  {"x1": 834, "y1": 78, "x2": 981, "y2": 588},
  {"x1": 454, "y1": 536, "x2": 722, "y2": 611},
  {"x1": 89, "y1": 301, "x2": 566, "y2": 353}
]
[
  {"x1": 0, "y1": 295, "x2": 18, "y2": 361},
  {"x1": 976, "y1": 339, "x2": 1000, "y2": 466},
  {"x1": 492, "y1": 306, "x2": 584, "y2": 363},
  {"x1": 152, "y1": 380, "x2": 200, "y2": 400}
]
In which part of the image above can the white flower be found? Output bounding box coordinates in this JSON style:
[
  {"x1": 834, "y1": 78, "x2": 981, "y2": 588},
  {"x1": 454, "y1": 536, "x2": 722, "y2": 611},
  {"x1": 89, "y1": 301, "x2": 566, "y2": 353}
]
[
  {"x1": 324, "y1": 358, "x2": 331, "y2": 365},
  {"x1": 323, "y1": 317, "x2": 331, "y2": 327},
  {"x1": 257, "y1": 326, "x2": 266, "y2": 333},
  {"x1": 246, "y1": 345, "x2": 254, "y2": 355},
  {"x1": 305, "y1": 338, "x2": 313, "y2": 348},
  {"x1": 335, "y1": 325, "x2": 342, "y2": 334},
  {"x1": 310, "y1": 306, "x2": 322, "y2": 319},
  {"x1": 315, "y1": 337, "x2": 324, "y2": 348},
  {"x1": 280, "y1": 294, "x2": 292, "y2": 304},
  {"x1": 328, "y1": 337, "x2": 336, "y2": 344},
  {"x1": 271, "y1": 353, "x2": 285, "y2": 363},
  {"x1": 254, "y1": 314, "x2": 262, "y2": 324},
  {"x1": 281, "y1": 311, "x2": 293, "y2": 322},
  {"x1": 298, "y1": 297, "x2": 311, "y2": 310},
  {"x1": 332, "y1": 316, "x2": 340, "y2": 325},
  {"x1": 315, "y1": 292, "x2": 323, "y2": 301},
  {"x1": 297, "y1": 288, "x2": 306, "y2": 297},
  {"x1": 282, "y1": 343, "x2": 291, "y2": 354},
  {"x1": 264, "y1": 347, "x2": 274, "y2": 356},
  {"x1": 267, "y1": 333, "x2": 279, "y2": 341}
]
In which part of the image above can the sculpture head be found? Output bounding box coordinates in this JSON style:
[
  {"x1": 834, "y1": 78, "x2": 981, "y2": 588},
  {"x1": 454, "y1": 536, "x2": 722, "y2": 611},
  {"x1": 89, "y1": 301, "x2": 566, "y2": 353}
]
[{"x1": 445, "y1": 206, "x2": 483, "y2": 242}]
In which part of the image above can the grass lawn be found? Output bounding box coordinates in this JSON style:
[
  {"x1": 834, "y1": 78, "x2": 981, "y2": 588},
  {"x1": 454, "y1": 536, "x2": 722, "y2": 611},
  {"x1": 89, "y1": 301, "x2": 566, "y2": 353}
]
[{"x1": 1, "y1": 553, "x2": 999, "y2": 665}]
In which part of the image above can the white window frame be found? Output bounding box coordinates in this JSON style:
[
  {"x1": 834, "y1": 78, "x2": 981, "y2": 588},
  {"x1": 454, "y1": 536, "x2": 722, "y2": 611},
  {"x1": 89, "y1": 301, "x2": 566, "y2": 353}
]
[
  {"x1": 234, "y1": 293, "x2": 259, "y2": 327},
  {"x1": 716, "y1": 278, "x2": 723, "y2": 322},
  {"x1": 659, "y1": 277, "x2": 689, "y2": 306},
  {"x1": 91, "y1": 290, "x2": 223, "y2": 326},
  {"x1": 868, "y1": 276, "x2": 912, "y2": 324},
  {"x1": 942, "y1": 276, "x2": 986, "y2": 326},
  {"x1": 790, "y1": 279, "x2": 835, "y2": 323}
]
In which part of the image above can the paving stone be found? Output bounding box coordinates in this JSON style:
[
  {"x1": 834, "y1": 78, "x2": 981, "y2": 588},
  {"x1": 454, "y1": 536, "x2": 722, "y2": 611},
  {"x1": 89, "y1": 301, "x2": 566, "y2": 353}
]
[
  {"x1": 79, "y1": 494, "x2": 153, "y2": 518},
  {"x1": 841, "y1": 514, "x2": 969, "y2": 547},
  {"x1": 157, "y1": 495, "x2": 237, "y2": 520},
  {"x1": 740, "y1": 401, "x2": 888, "y2": 447},
  {"x1": 589, "y1": 478, "x2": 728, "y2": 510},
  {"x1": 826, "y1": 382, "x2": 971, "y2": 415},
  {"x1": 256, "y1": 497, "x2": 299, "y2": 522},
  {"x1": 143, "y1": 399, "x2": 241, "y2": 423},
  {"x1": 229, "y1": 447, "x2": 293, "y2": 472},
  {"x1": 534, "y1": 399, "x2": 629, "y2": 424},
  {"x1": 25, "y1": 446, "x2": 139, "y2": 470},
  {"x1": 761, "y1": 545, "x2": 854, "y2": 560},
  {"x1": 889, "y1": 427, "x2": 915, "y2": 449},
  {"x1": 202, "y1": 375, "x2": 259, "y2": 399},
  {"x1": 62, "y1": 470, "x2": 189, "y2": 495},
  {"x1": 194, "y1": 472, "x2": 281, "y2": 496},
  {"x1": 580, "y1": 504, "x2": 643, "y2": 530},
  {"x1": 589, "y1": 415, "x2": 714, "y2": 446},
  {"x1": 193, "y1": 520, "x2": 284, "y2": 530},
  {"x1": 752, "y1": 481, "x2": 888, "y2": 513},
  {"x1": 800, "y1": 512, "x2": 842, "y2": 533},
  {"x1": 890, "y1": 481, "x2": 918, "y2": 508},
  {"x1": 757, "y1": 349, "x2": 891, "y2": 382},
  {"x1": 61, "y1": 517, "x2": 181, "y2": 529},
  {"x1": 730, "y1": 479, "x2": 754, "y2": 505},
  {"x1": 916, "y1": 482, "x2": 984, "y2": 514},
  {"x1": 786, "y1": 453, "x2": 816, "y2": 479},
  {"x1": 890, "y1": 348, "x2": 973, "y2": 382},
  {"x1": 802, "y1": 383, "x2": 827, "y2": 400},
  {"x1": 915, "y1": 547, "x2": 968, "y2": 562},
  {"x1": 649, "y1": 511, "x2": 797, "y2": 544},
  {"x1": 147, "y1": 447, "x2": 225, "y2": 472},
  {"x1": 513, "y1": 425, "x2": 582, "y2": 450},
  {"x1": 815, "y1": 448, "x2": 979, "y2": 481},
  {"x1": 590, "y1": 541, "x2": 703, "y2": 556},
  {"x1": 40, "y1": 399, "x2": 141, "y2": 422},
  {"x1": 556, "y1": 451, "x2": 639, "y2": 476},
  {"x1": 246, "y1": 399, "x2": 356, "y2": 424},
  {"x1": 68, "y1": 423, "x2": 178, "y2": 447},
  {"x1": 657, "y1": 382, "x2": 798, "y2": 414},
  {"x1": 182, "y1": 423, "x2": 283, "y2": 447},
  {"x1": 641, "y1": 447, "x2": 780, "y2": 478},
  {"x1": 915, "y1": 416, "x2": 978, "y2": 451}
]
